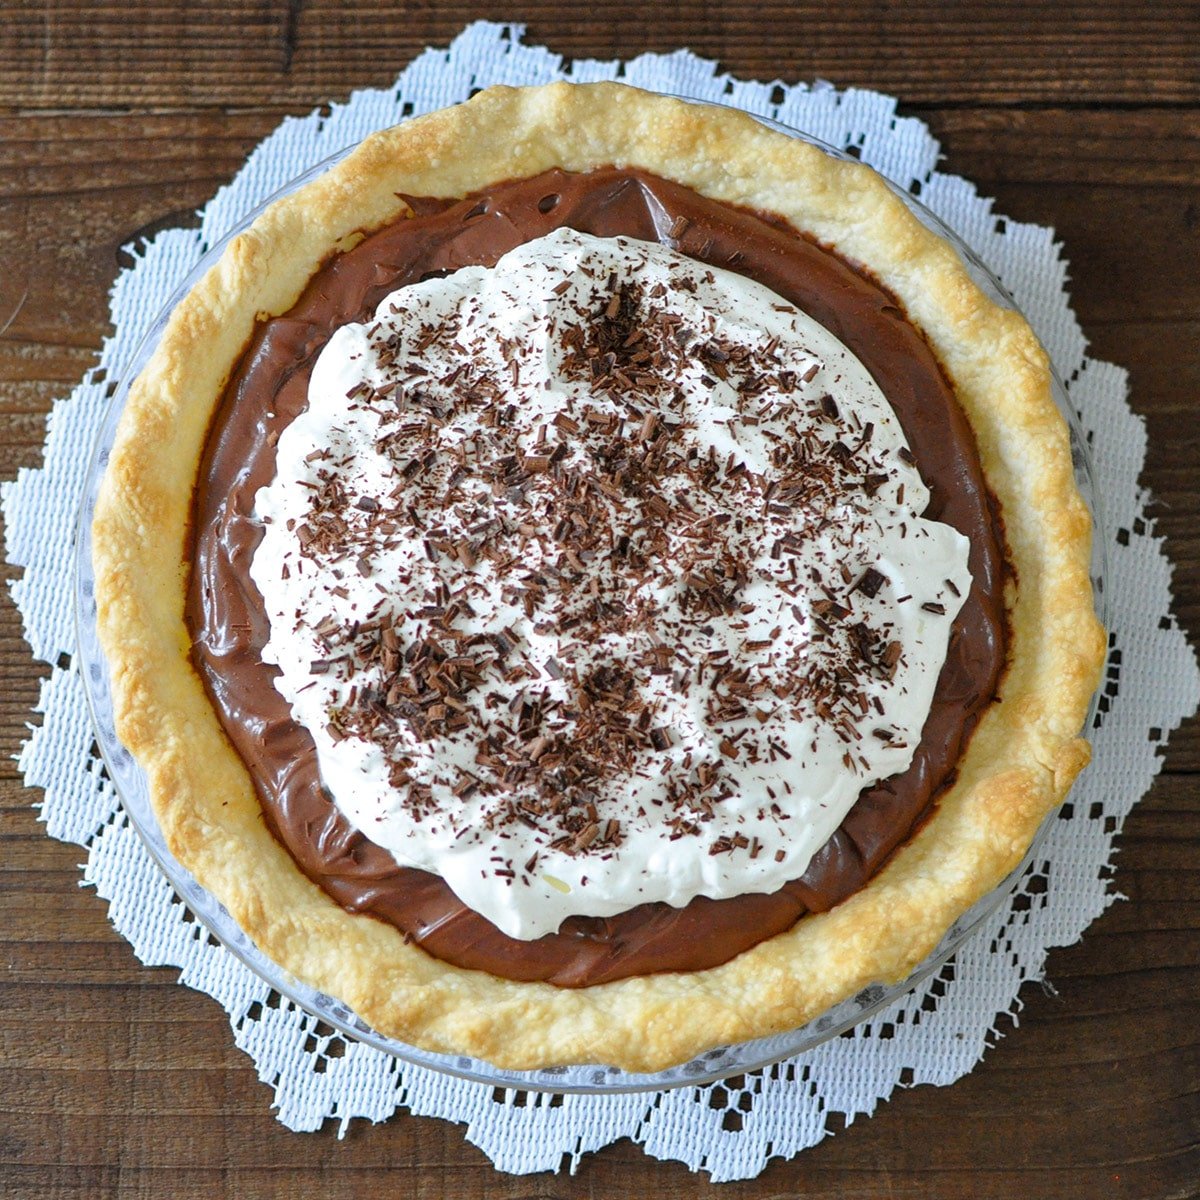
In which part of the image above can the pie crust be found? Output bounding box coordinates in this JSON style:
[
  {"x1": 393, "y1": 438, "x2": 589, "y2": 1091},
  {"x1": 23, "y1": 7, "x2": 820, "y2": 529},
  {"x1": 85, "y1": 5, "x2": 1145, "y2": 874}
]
[{"x1": 92, "y1": 82, "x2": 1105, "y2": 1072}]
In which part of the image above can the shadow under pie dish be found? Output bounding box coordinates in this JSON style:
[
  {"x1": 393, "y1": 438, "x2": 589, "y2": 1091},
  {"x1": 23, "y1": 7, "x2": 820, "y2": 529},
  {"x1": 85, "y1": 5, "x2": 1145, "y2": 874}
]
[{"x1": 90, "y1": 82, "x2": 1105, "y2": 1073}]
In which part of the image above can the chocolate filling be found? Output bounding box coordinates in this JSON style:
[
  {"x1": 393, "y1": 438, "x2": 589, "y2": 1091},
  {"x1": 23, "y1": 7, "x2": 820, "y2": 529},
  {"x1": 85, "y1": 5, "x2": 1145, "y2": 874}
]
[{"x1": 187, "y1": 168, "x2": 1007, "y2": 987}]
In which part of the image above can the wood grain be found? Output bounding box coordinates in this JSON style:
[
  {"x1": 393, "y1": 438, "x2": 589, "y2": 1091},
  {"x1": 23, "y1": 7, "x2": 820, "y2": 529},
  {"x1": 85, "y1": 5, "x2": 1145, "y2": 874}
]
[
  {"x1": 1, "y1": 4, "x2": 1198, "y2": 1197},
  {"x1": 2, "y1": 2, "x2": 1199, "y2": 107}
]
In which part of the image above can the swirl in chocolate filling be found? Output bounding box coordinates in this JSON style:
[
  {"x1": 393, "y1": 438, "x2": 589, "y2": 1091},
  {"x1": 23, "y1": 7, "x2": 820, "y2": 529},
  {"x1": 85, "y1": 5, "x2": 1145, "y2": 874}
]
[{"x1": 187, "y1": 168, "x2": 1008, "y2": 986}]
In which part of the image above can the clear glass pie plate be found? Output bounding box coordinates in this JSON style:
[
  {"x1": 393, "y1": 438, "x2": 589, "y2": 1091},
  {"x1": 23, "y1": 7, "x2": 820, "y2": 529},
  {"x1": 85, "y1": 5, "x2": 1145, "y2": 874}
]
[{"x1": 73, "y1": 100, "x2": 1108, "y2": 1094}]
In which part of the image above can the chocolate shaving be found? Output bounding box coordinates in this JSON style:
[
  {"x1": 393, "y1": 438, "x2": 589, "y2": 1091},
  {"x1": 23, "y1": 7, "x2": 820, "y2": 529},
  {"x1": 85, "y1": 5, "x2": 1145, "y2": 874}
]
[
  {"x1": 262, "y1": 230, "x2": 957, "y2": 873},
  {"x1": 854, "y1": 567, "x2": 887, "y2": 598}
]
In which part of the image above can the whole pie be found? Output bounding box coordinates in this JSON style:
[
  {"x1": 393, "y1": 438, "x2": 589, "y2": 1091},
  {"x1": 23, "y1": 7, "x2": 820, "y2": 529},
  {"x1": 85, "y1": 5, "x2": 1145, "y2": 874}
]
[{"x1": 92, "y1": 83, "x2": 1105, "y2": 1072}]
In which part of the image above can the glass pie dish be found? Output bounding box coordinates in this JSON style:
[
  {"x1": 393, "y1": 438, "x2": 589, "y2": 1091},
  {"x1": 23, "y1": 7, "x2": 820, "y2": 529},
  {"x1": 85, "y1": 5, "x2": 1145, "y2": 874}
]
[{"x1": 73, "y1": 98, "x2": 1107, "y2": 1094}]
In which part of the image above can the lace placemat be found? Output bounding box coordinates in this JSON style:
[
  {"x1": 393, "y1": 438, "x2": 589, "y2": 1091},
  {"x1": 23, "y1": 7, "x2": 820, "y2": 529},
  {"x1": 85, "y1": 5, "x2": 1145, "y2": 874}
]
[{"x1": 5, "y1": 21, "x2": 1197, "y2": 1182}]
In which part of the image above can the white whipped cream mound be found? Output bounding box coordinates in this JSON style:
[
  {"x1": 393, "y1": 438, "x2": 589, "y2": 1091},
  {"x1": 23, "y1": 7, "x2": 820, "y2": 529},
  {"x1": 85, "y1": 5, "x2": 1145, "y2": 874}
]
[{"x1": 250, "y1": 227, "x2": 971, "y2": 940}]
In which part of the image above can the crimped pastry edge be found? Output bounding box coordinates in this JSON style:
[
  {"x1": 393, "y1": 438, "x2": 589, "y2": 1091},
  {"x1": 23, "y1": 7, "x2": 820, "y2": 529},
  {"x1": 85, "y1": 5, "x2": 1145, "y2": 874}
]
[{"x1": 92, "y1": 82, "x2": 1106, "y2": 1072}]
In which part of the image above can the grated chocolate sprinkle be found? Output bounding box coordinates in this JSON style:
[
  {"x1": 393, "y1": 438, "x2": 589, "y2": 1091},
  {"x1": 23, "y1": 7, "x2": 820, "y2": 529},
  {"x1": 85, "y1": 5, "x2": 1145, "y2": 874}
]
[{"x1": 254, "y1": 231, "x2": 967, "y2": 895}]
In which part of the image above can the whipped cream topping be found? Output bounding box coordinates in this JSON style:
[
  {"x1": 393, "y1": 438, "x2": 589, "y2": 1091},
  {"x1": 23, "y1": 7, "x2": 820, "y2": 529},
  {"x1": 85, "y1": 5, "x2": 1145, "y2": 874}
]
[{"x1": 249, "y1": 228, "x2": 971, "y2": 940}]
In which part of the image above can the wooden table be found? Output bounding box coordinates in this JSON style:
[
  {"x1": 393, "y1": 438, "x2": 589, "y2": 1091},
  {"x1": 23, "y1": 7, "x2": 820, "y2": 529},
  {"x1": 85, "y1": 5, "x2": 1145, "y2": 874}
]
[{"x1": 3, "y1": 5, "x2": 1197, "y2": 1197}]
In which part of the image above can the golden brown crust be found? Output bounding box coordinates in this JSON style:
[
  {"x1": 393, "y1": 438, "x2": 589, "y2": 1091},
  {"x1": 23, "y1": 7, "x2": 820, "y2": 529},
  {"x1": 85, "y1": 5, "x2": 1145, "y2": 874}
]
[{"x1": 92, "y1": 82, "x2": 1106, "y2": 1072}]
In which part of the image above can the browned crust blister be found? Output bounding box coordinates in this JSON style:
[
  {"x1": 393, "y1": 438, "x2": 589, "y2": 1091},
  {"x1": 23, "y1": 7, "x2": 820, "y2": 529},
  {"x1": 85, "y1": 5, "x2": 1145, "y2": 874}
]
[{"x1": 91, "y1": 83, "x2": 1106, "y2": 1072}]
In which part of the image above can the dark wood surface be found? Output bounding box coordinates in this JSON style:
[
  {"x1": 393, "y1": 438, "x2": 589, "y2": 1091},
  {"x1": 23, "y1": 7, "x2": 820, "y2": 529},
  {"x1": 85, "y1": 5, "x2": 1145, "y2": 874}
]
[{"x1": 2, "y1": 5, "x2": 1198, "y2": 1197}]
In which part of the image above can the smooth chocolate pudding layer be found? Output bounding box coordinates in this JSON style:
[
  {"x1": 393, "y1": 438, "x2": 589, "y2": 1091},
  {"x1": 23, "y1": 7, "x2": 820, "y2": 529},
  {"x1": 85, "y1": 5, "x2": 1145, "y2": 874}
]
[{"x1": 188, "y1": 168, "x2": 1007, "y2": 987}]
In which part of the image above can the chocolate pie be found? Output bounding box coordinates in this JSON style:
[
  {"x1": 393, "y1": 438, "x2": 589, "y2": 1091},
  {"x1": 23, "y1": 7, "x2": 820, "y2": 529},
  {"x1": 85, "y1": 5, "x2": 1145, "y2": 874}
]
[{"x1": 92, "y1": 84, "x2": 1104, "y2": 1071}]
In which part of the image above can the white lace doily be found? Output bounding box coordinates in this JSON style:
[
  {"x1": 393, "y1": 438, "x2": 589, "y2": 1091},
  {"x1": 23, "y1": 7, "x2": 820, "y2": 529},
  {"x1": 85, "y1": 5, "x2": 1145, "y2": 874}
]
[{"x1": 5, "y1": 21, "x2": 1198, "y2": 1182}]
